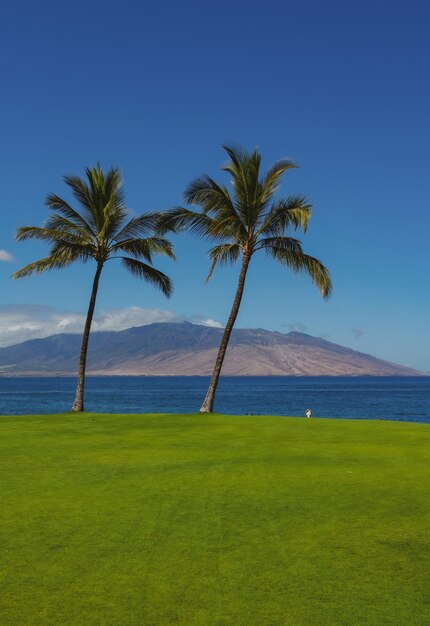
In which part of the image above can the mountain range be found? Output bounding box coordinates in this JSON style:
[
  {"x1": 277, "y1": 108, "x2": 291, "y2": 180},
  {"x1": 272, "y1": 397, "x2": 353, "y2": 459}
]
[{"x1": 0, "y1": 322, "x2": 423, "y2": 376}]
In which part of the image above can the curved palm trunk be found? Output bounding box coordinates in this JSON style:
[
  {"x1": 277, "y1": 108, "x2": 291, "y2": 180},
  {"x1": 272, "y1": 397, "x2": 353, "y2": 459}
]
[
  {"x1": 200, "y1": 252, "x2": 251, "y2": 413},
  {"x1": 71, "y1": 263, "x2": 103, "y2": 412}
]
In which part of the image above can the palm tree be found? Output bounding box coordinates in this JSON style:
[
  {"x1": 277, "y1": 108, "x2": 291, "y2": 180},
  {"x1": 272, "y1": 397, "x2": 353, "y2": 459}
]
[
  {"x1": 13, "y1": 164, "x2": 174, "y2": 412},
  {"x1": 159, "y1": 146, "x2": 332, "y2": 413}
]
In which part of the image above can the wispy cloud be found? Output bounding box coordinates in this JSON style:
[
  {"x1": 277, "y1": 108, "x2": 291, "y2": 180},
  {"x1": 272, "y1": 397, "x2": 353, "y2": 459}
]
[
  {"x1": 0, "y1": 250, "x2": 14, "y2": 262},
  {"x1": 351, "y1": 327, "x2": 365, "y2": 340},
  {"x1": 0, "y1": 305, "x2": 223, "y2": 347},
  {"x1": 282, "y1": 321, "x2": 308, "y2": 333}
]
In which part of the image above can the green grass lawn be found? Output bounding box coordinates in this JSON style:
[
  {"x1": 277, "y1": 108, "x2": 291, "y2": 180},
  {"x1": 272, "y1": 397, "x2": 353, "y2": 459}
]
[{"x1": 1, "y1": 413, "x2": 429, "y2": 626}]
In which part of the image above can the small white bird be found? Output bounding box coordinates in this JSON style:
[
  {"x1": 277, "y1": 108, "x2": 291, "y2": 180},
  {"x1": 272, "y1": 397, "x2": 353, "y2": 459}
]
[{"x1": 305, "y1": 408, "x2": 312, "y2": 418}]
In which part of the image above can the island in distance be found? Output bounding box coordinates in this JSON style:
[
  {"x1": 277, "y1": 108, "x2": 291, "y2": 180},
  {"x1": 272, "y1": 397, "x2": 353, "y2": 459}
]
[{"x1": 0, "y1": 322, "x2": 424, "y2": 376}]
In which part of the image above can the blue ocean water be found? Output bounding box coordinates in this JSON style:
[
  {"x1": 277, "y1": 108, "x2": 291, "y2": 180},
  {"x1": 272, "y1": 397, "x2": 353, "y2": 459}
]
[{"x1": 0, "y1": 376, "x2": 429, "y2": 423}]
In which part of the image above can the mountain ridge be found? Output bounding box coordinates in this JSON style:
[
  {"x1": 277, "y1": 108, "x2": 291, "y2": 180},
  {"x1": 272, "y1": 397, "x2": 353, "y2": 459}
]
[{"x1": 0, "y1": 322, "x2": 423, "y2": 377}]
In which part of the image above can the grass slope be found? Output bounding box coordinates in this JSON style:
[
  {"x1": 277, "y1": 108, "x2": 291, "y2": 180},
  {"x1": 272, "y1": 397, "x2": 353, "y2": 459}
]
[{"x1": 0, "y1": 413, "x2": 429, "y2": 626}]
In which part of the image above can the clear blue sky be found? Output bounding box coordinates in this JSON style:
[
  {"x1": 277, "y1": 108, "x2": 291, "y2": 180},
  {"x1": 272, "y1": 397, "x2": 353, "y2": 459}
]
[{"x1": 0, "y1": 0, "x2": 429, "y2": 369}]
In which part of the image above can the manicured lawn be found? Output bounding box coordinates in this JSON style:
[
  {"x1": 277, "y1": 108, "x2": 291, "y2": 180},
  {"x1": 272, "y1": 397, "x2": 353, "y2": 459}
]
[{"x1": 0, "y1": 413, "x2": 429, "y2": 625}]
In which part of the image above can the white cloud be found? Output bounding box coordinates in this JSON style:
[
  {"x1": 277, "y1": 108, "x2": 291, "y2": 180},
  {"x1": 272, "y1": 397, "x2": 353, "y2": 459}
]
[
  {"x1": 92, "y1": 307, "x2": 179, "y2": 332},
  {"x1": 0, "y1": 250, "x2": 14, "y2": 262},
  {"x1": 198, "y1": 318, "x2": 224, "y2": 328},
  {"x1": 0, "y1": 305, "x2": 223, "y2": 347}
]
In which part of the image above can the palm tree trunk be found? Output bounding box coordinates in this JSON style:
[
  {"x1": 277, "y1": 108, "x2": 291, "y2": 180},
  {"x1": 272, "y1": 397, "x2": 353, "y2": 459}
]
[
  {"x1": 71, "y1": 263, "x2": 103, "y2": 412},
  {"x1": 200, "y1": 252, "x2": 251, "y2": 413}
]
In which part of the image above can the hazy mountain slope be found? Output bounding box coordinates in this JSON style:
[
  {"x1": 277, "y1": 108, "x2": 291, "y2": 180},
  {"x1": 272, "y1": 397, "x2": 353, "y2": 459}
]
[{"x1": 0, "y1": 322, "x2": 422, "y2": 376}]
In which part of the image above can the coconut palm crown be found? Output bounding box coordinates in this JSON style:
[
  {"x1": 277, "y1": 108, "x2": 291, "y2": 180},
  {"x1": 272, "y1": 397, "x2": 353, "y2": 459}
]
[
  {"x1": 159, "y1": 145, "x2": 332, "y2": 413},
  {"x1": 13, "y1": 164, "x2": 174, "y2": 412}
]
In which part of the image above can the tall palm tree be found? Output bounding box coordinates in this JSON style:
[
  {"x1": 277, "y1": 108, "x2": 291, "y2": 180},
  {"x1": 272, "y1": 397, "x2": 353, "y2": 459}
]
[
  {"x1": 13, "y1": 164, "x2": 174, "y2": 412},
  {"x1": 159, "y1": 146, "x2": 332, "y2": 413}
]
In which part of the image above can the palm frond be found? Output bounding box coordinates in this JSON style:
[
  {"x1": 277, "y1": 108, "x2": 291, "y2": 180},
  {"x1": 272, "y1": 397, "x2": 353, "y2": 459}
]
[
  {"x1": 45, "y1": 194, "x2": 97, "y2": 236},
  {"x1": 265, "y1": 245, "x2": 332, "y2": 298},
  {"x1": 12, "y1": 254, "x2": 78, "y2": 278},
  {"x1": 120, "y1": 257, "x2": 172, "y2": 297},
  {"x1": 157, "y1": 208, "x2": 222, "y2": 241},
  {"x1": 15, "y1": 226, "x2": 93, "y2": 246},
  {"x1": 113, "y1": 212, "x2": 160, "y2": 241},
  {"x1": 184, "y1": 175, "x2": 234, "y2": 213},
  {"x1": 102, "y1": 167, "x2": 125, "y2": 210},
  {"x1": 222, "y1": 145, "x2": 254, "y2": 178},
  {"x1": 184, "y1": 175, "x2": 248, "y2": 241},
  {"x1": 44, "y1": 214, "x2": 95, "y2": 243},
  {"x1": 87, "y1": 166, "x2": 128, "y2": 239},
  {"x1": 63, "y1": 174, "x2": 98, "y2": 229},
  {"x1": 257, "y1": 236, "x2": 303, "y2": 254},
  {"x1": 98, "y1": 197, "x2": 128, "y2": 241},
  {"x1": 111, "y1": 237, "x2": 175, "y2": 261},
  {"x1": 50, "y1": 241, "x2": 94, "y2": 263},
  {"x1": 245, "y1": 148, "x2": 262, "y2": 219},
  {"x1": 210, "y1": 215, "x2": 248, "y2": 242},
  {"x1": 206, "y1": 243, "x2": 241, "y2": 281},
  {"x1": 259, "y1": 159, "x2": 297, "y2": 207},
  {"x1": 221, "y1": 145, "x2": 254, "y2": 226},
  {"x1": 62, "y1": 165, "x2": 123, "y2": 235},
  {"x1": 257, "y1": 196, "x2": 312, "y2": 237}
]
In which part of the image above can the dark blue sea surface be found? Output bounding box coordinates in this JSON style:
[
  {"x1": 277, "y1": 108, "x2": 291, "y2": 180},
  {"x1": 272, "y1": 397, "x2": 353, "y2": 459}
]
[{"x1": 0, "y1": 376, "x2": 429, "y2": 423}]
